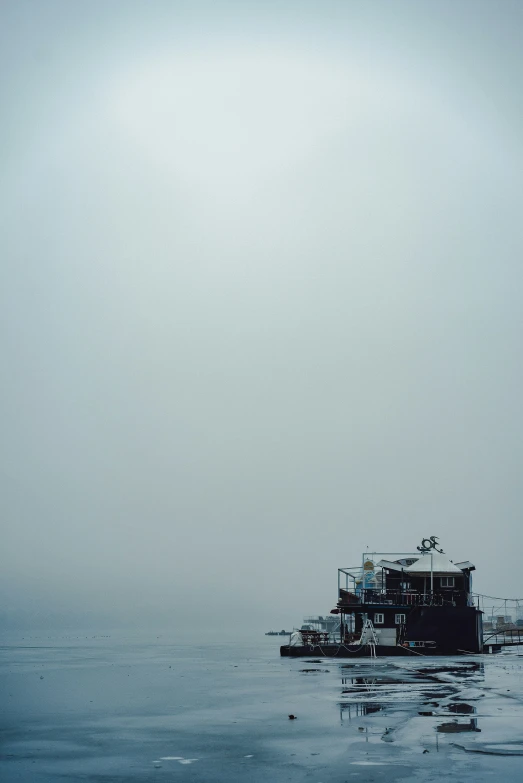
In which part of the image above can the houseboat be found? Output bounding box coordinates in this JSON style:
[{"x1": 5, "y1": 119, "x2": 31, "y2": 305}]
[{"x1": 281, "y1": 537, "x2": 483, "y2": 657}]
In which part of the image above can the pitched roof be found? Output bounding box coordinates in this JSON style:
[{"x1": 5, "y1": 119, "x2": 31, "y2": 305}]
[
  {"x1": 403, "y1": 553, "x2": 462, "y2": 574},
  {"x1": 454, "y1": 561, "x2": 476, "y2": 571},
  {"x1": 375, "y1": 559, "x2": 405, "y2": 571}
]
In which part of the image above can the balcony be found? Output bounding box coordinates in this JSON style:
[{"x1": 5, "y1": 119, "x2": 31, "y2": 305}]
[{"x1": 338, "y1": 588, "x2": 467, "y2": 608}]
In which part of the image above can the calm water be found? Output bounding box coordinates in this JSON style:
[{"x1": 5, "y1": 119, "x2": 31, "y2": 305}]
[{"x1": 2, "y1": 633, "x2": 523, "y2": 781}]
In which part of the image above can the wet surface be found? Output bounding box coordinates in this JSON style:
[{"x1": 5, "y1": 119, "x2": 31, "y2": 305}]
[
  {"x1": 446, "y1": 702, "x2": 476, "y2": 714},
  {"x1": 2, "y1": 634, "x2": 523, "y2": 781},
  {"x1": 437, "y1": 719, "x2": 480, "y2": 733}
]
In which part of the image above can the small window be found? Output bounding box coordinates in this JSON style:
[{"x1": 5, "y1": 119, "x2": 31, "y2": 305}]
[
  {"x1": 400, "y1": 581, "x2": 411, "y2": 590},
  {"x1": 374, "y1": 613, "x2": 384, "y2": 624},
  {"x1": 440, "y1": 577, "x2": 455, "y2": 588},
  {"x1": 395, "y1": 613, "x2": 406, "y2": 625}
]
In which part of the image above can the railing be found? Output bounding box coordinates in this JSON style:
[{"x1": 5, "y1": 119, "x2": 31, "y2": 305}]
[
  {"x1": 471, "y1": 593, "x2": 523, "y2": 623},
  {"x1": 483, "y1": 629, "x2": 523, "y2": 646},
  {"x1": 338, "y1": 588, "x2": 468, "y2": 608},
  {"x1": 299, "y1": 630, "x2": 330, "y2": 645}
]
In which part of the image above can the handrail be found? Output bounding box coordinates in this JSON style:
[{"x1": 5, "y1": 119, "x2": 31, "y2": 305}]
[
  {"x1": 483, "y1": 629, "x2": 523, "y2": 643},
  {"x1": 338, "y1": 588, "x2": 465, "y2": 607}
]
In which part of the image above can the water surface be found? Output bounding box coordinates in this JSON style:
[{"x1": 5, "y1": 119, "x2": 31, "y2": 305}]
[{"x1": 2, "y1": 633, "x2": 523, "y2": 781}]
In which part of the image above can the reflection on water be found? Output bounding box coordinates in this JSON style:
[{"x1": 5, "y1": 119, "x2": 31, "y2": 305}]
[
  {"x1": 341, "y1": 675, "x2": 412, "y2": 690},
  {"x1": 437, "y1": 702, "x2": 480, "y2": 733},
  {"x1": 437, "y1": 718, "x2": 480, "y2": 733},
  {"x1": 416, "y1": 663, "x2": 483, "y2": 678},
  {"x1": 338, "y1": 661, "x2": 486, "y2": 736},
  {"x1": 339, "y1": 702, "x2": 383, "y2": 721},
  {"x1": 447, "y1": 702, "x2": 476, "y2": 714}
]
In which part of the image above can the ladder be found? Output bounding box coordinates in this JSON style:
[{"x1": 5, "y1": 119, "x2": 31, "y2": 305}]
[{"x1": 359, "y1": 618, "x2": 378, "y2": 657}]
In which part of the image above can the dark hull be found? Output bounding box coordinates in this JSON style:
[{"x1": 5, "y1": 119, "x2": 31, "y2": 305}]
[
  {"x1": 281, "y1": 642, "x2": 501, "y2": 657},
  {"x1": 403, "y1": 605, "x2": 483, "y2": 654},
  {"x1": 282, "y1": 606, "x2": 484, "y2": 657},
  {"x1": 281, "y1": 644, "x2": 427, "y2": 657}
]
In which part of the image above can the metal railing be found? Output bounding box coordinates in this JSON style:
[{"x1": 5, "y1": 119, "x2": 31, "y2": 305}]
[
  {"x1": 483, "y1": 628, "x2": 523, "y2": 646},
  {"x1": 338, "y1": 588, "x2": 468, "y2": 607}
]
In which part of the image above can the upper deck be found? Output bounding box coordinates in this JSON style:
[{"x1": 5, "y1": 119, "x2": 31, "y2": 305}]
[
  {"x1": 338, "y1": 587, "x2": 470, "y2": 607},
  {"x1": 336, "y1": 539, "x2": 476, "y2": 611}
]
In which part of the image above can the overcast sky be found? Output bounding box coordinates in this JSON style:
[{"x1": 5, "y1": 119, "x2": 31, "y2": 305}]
[{"x1": 2, "y1": 0, "x2": 523, "y2": 632}]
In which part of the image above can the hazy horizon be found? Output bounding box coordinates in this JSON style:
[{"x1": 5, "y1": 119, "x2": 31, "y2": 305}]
[{"x1": 2, "y1": 0, "x2": 523, "y2": 634}]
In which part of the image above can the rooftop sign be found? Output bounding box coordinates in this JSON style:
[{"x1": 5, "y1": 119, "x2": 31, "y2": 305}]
[{"x1": 417, "y1": 536, "x2": 444, "y2": 554}]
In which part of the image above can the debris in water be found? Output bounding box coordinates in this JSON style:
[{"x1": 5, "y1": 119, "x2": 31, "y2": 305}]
[{"x1": 288, "y1": 714, "x2": 297, "y2": 720}]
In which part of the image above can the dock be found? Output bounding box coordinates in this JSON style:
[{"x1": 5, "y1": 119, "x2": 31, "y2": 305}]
[{"x1": 482, "y1": 629, "x2": 523, "y2": 653}]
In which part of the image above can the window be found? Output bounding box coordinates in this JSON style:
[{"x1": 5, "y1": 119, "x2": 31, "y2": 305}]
[
  {"x1": 374, "y1": 613, "x2": 384, "y2": 624},
  {"x1": 395, "y1": 614, "x2": 406, "y2": 625},
  {"x1": 440, "y1": 577, "x2": 455, "y2": 588},
  {"x1": 400, "y1": 581, "x2": 411, "y2": 590}
]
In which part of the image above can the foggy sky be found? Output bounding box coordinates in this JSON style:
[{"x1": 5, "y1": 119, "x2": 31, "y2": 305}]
[{"x1": 2, "y1": 0, "x2": 523, "y2": 632}]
